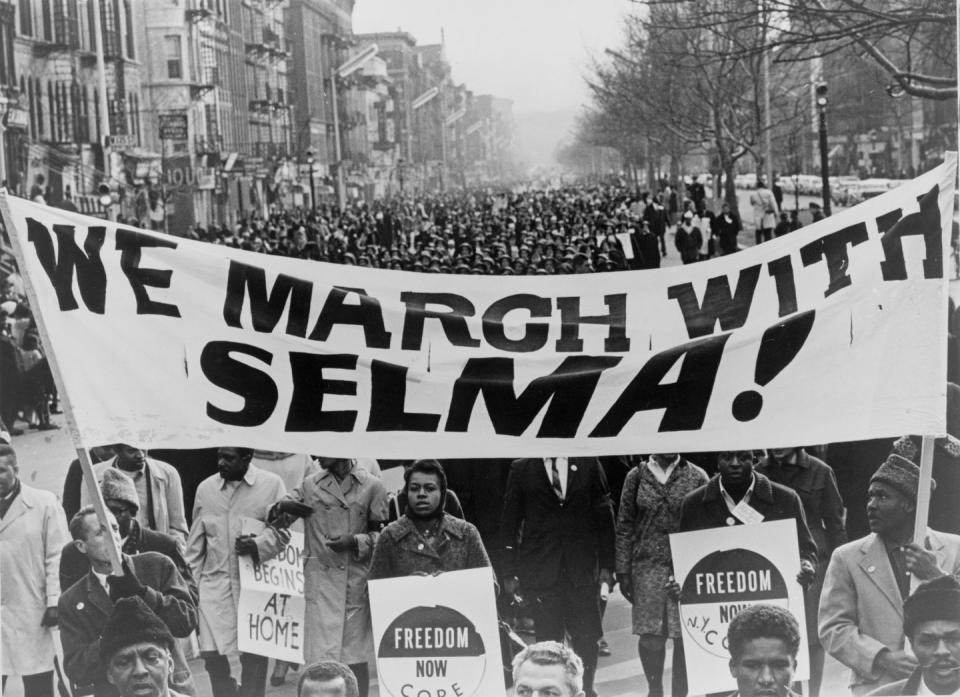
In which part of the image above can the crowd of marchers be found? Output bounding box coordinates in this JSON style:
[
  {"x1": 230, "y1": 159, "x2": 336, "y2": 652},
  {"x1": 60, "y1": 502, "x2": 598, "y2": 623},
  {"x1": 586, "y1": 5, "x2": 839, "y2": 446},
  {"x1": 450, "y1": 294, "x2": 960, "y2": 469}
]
[
  {"x1": 128, "y1": 178, "x2": 810, "y2": 275},
  {"x1": 2, "y1": 434, "x2": 960, "y2": 697},
  {"x1": 2, "y1": 183, "x2": 960, "y2": 697}
]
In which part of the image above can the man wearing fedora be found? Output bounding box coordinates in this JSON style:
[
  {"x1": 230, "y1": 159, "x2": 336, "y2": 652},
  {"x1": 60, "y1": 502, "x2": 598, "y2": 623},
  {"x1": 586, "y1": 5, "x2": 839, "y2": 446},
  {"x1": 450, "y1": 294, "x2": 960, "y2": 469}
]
[{"x1": 820, "y1": 454, "x2": 960, "y2": 695}]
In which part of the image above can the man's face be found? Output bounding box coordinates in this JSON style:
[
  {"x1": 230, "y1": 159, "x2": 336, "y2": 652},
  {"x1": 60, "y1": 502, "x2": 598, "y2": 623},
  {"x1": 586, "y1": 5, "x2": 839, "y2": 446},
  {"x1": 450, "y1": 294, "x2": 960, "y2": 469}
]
[
  {"x1": 728, "y1": 637, "x2": 796, "y2": 697},
  {"x1": 514, "y1": 660, "x2": 582, "y2": 697},
  {"x1": 718, "y1": 451, "x2": 756, "y2": 487},
  {"x1": 105, "y1": 499, "x2": 135, "y2": 538},
  {"x1": 650, "y1": 453, "x2": 678, "y2": 467},
  {"x1": 300, "y1": 676, "x2": 350, "y2": 697},
  {"x1": 866, "y1": 481, "x2": 913, "y2": 536},
  {"x1": 106, "y1": 642, "x2": 172, "y2": 697},
  {"x1": 78, "y1": 511, "x2": 122, "y2": 565},
  {"x1": 911, "y1": 619, "x2": 960, "y2": 694},
  {"x1": 116, "y1": 445, "x2": 146, "y2": 470},
  {"x1": 217, "y1": 448, "x2": 250, "y2": 481},
  {"x1": 0, "y1": 455, "x2": 18, "y2": 497},
  {"x1": 769, "y1": 448, "x2": 798, "y2": 463}
]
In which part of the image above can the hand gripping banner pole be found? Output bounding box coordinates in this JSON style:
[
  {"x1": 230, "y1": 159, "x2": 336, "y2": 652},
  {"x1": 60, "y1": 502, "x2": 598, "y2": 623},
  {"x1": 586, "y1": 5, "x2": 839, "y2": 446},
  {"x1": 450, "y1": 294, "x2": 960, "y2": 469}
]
[{"x1": 0, "y1": 192, "x2": 123, "y2": 573}]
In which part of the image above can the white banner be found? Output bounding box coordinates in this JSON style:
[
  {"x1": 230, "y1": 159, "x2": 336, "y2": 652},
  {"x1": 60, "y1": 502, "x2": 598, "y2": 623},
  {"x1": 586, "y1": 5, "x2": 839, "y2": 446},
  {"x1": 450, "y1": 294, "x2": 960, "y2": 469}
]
[
  {"x1": 0, "y1": 155, "x2": 953, "y2": 457},
  {"x1": 368, "y1": 568, "x2": 506, "y2": 697},
  {"x1": 670, "y1": 519, "x2": 810, "y2": 695},
  {"x1": 237, "y1": 519, "x2": 305, "y2": 663}
]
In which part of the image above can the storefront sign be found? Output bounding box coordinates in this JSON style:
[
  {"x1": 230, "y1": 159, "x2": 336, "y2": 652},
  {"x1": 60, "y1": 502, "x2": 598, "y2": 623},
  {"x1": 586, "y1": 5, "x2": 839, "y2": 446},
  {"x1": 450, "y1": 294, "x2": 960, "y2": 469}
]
[{"x1": 159, "y1": 114, "x2": 189, "y2": 142}]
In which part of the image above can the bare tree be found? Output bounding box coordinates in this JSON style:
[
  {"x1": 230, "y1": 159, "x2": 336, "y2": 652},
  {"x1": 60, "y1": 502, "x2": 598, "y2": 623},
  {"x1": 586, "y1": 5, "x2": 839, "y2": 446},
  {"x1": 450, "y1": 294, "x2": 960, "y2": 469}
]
[{"x1": 640, "y1": 0, "x2": 956, "y2": 100}]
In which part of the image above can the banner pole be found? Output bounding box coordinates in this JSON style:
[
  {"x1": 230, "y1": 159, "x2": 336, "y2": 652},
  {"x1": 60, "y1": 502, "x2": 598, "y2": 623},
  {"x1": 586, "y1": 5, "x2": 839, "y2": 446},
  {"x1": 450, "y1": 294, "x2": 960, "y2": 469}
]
[
  {"x1": 913, "y1": 435, "x2": 935, "y2": 546},
  {"x1": 0, "y1": 193, "x2": 123, "y2": 573}
]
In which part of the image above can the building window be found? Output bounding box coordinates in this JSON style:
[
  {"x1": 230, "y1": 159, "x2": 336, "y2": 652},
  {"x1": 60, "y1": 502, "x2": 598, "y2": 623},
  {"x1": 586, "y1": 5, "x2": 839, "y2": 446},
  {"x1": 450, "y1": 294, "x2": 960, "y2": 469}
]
[
  {"x1": 123, "y1": 0, "x2": 133, "y2": 58},
  {"x1": 165, "y1": 35, "x2": 182, "y2": 79},
  {"x1": 18, "y1": 0, "x2": 31, "y2": 36}
]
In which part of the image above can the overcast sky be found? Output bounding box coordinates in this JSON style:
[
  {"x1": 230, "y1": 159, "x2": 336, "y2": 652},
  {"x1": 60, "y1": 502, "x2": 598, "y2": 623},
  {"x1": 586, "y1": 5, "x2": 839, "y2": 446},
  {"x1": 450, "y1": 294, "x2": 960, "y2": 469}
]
[{"x1": 352, "y1": 0, "x2": 631, "y2": 115}]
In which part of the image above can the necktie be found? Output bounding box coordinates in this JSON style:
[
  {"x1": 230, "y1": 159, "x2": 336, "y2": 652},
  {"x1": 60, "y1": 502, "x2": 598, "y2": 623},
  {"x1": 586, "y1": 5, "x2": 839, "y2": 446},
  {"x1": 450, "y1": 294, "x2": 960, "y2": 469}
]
[{"x1": 550, "y1": 458, "x2": 564, "y2": 502}]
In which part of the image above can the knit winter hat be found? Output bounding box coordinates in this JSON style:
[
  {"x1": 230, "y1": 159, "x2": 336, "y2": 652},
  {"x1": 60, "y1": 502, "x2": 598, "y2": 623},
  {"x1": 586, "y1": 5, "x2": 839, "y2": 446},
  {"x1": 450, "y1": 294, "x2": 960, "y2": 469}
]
[
  {"x1": 870, "y1": 454, "x2": 924, "y2": 501},
  {"x1": 101, "y1": 468, "x2": 139, "y2": 513},
  {"x1": 99, "y1": 597, "x2": 174, "y2": 665},
  {"x1": 904, "y1": 575, "x2": 960, "y2": 637}
]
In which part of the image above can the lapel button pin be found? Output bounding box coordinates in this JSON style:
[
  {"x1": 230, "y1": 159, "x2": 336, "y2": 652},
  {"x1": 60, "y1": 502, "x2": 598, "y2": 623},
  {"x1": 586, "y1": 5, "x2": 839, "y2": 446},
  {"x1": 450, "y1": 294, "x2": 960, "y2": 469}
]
[
  {"x1": 417, "y1": 543, "x2": 424, "y2": 551},
  {"x1": 726, "y1": 517, "x2": 736, "y2": 526},
  {"x1": 77, "y1": 602, "x2": 84, "y2": 610},
  {"x1": 571, "y1": 465, "x2": 577, "y2": 472},
  {"x1": 867, "y1": 565, "x2": 876, "y2": 572}
]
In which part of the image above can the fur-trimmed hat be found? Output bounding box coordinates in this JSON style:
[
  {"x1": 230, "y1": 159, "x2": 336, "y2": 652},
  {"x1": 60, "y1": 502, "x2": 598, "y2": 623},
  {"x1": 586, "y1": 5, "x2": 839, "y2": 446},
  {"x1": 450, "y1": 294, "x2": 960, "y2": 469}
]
[
  {"x1": 99, "y1": 597, "x2": 174, "y2": 664},
  {"x1": 870, "y1": 454, "x2": 925, "y2": 501},
  {"x1": 904, "y1": 575, "x2": 960, "y2": 637},
  {"x1": 101, "y1": 468, "x2": 139, "y2": 513}
]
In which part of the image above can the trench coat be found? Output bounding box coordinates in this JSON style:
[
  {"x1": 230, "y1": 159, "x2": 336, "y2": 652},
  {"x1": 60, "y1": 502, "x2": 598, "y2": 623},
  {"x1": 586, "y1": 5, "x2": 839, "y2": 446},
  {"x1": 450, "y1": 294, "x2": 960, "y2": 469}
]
[
  {"x1": 83, "y1": 457, "x2": 188, "y2": 546},
  {"x1": 615, "y1": 461, "x2": 708, "y2": 637},
  {"x1": 185, "y1": 466, "x2": 287, "y2": 655},
  {"x1": 274, "y1": 465, "x2": 388, "y2": 664},
  {"x1": 0, "y1": 484, "x2": 68, "y2": 675}
]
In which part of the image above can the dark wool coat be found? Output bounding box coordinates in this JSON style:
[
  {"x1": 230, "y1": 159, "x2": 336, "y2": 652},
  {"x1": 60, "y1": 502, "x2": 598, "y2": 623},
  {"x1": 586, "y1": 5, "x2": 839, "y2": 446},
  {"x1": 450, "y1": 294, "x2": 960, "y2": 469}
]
[
  {"x1": 59, "y1": 552, "x2": 197, "y2": 697},
  {"x1": 678, "y1": 472, "x2": 819, "y2": 569},
  {"x1": 369, "y1": 513, "x2": 492, "y2": 580},
  {"x1": 615, "y1": 461, "x2": 709, "y2": 637}
]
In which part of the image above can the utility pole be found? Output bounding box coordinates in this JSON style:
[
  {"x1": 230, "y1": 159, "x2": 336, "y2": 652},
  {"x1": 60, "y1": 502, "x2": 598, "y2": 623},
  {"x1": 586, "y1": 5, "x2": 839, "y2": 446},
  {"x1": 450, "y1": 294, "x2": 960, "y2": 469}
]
[
  {"x1": 816, "y1": 82, "x2": 832, "y2": 216},
  {"x1": 91, "y1": 0, "x2": 112, "y2": 185}
]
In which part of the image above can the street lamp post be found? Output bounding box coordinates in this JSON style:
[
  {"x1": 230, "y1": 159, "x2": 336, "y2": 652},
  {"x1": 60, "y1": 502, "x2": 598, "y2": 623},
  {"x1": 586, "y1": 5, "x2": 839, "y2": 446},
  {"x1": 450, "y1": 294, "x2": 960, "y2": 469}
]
[
  {"x1": 816, "y1": 82, "x2": 832, "y2": 216},
  {"x1": 305, "y1": 149, "x2": 316, "y2": 212}
]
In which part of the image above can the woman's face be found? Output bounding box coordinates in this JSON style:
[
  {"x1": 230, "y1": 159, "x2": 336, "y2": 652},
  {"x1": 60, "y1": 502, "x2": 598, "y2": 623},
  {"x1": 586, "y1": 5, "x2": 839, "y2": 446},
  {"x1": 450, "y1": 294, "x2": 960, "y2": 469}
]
[{"x1": 407, "y1": 471, "x2": 442, "y2": 517}]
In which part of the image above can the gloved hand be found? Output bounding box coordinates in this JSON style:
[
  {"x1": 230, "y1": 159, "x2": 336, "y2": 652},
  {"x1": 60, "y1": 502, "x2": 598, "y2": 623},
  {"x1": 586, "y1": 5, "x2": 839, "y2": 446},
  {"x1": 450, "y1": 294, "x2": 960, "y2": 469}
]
[
  {"x1": 275, "y1": 501, "x2": 314, "y2": 518},
  {"x1": 325, "y1": 535, "x2": 358, "y2": 554},
  {"x1": 235, "y1": 535, "x2": 260, "y2": 563},
  {"x1": 107, "y1": 560, "x2": 146, "y2": 601},
  {"x1": 41, "y1": 607, "x2": 58, "y2": 628}
]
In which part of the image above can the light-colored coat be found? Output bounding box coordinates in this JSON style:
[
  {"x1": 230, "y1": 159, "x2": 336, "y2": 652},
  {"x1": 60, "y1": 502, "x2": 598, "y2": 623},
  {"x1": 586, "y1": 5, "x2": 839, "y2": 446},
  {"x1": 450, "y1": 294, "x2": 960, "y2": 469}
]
[
  {"x1": 750, "y1": 186, "x2": 779, "y2": 229},
  {"x1": 0, "y1": 484, "x2": 68, "y2": 675},
  {"x1": 819, "y1": 529, "x2": 960, "y2": 694},
  {"x1": 82, "y1": 457, "x2": 188, "y2": 546},
  {"x1": 276, "y1": 466, "x2": 388, "y2": 664},
  {"x1": 185, "y1": 466, "x2": 286, "y2": 655}
]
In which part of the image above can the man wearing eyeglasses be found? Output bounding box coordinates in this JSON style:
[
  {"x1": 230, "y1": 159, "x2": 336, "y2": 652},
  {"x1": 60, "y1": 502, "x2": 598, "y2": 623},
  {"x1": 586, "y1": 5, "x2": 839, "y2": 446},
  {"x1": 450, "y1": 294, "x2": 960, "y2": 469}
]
[{"x1": 678, "y1": 450, "x2": 819, "y2": 585}]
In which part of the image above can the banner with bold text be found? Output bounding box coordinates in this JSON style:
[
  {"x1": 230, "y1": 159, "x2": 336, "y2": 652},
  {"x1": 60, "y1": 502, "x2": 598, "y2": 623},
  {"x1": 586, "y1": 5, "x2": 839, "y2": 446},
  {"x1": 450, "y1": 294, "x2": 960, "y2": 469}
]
[{"x1": 0, "y1": 154, "x2": 954, "y2": 457}]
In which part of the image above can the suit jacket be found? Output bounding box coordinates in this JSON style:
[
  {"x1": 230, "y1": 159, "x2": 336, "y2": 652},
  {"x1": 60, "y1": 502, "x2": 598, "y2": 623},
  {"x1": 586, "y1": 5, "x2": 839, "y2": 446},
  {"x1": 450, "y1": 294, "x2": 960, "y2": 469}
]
[
  {"x1": 500, "y1": 457, "x2": 615, "y2": 591},
  {"x1": 819, "y1": 529, "x2": 960, "y2": 692},
  {"x1": 59, "y1": 552, "x2": 198, "y2": 697},
  {"x1": 60, "y1": 521, "x2": 197, "y2": 603},
  {"x1": 678, "y1": 472, "x2": 819, "y2": 568}
]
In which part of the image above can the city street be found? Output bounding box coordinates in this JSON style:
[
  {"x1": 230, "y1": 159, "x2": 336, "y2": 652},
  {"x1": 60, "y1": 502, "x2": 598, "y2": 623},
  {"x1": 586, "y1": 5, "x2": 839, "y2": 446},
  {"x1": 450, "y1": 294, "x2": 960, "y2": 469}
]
[{"x1": 10, "y1": 199, "x2": 922, "y2": 697}]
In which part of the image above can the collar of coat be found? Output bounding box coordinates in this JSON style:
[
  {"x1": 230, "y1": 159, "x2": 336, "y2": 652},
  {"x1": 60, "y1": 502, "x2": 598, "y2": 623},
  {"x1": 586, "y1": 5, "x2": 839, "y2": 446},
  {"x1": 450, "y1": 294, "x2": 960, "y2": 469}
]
[
  {"x1": 702, "y1": 471, "x2": 775, "y2": 504},
  {"x1": 314, "y1": 463, "x2": 366, "y2": 485},
  {"x1": 393, "y1": 513, "x2": 465, "y2": 542},
  {"x1": 218, "y1": 464, "x2": 262, "y2": 489}
]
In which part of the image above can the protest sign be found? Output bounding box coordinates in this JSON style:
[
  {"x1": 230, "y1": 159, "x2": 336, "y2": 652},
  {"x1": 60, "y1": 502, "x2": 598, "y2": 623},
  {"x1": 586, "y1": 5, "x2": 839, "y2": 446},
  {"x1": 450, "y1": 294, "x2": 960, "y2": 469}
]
[
  {"x1": 670, "y1": 519, "x2": 809, "y2": 695},
  {"x1": 369, "y1": 567, "x2": 505, "y2": 697},
  {"x1": 0, "y1": 156, "x2": 953, "y2": 456},
  {"x1": 237, "y1": 518, "x2": 305, "y2": 663}
]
